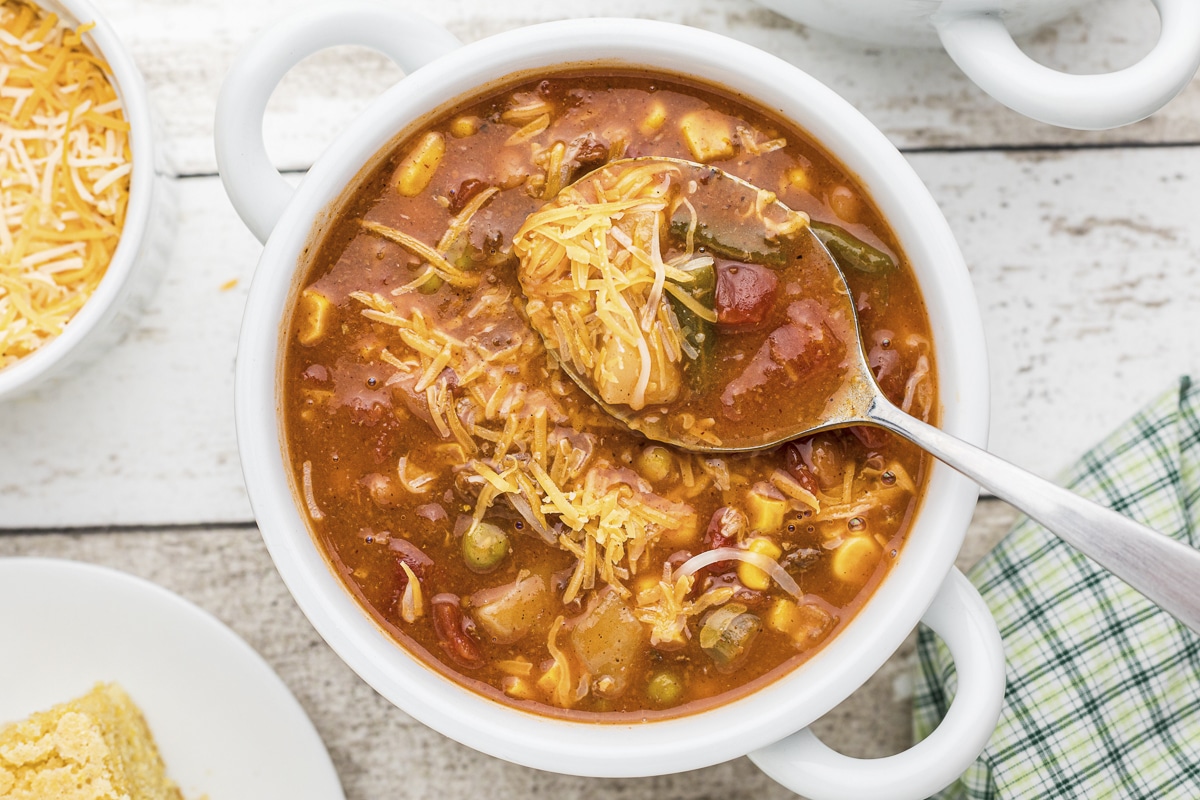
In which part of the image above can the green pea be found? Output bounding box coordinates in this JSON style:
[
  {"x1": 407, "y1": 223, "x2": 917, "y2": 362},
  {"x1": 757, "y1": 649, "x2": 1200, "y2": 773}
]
[
  {"x1": 462, "y1": 521, "x2": 510, "y2": 573},
  {"x1": 635, "y1": 445, "x2": 675, "y2": 483},
  {"x1": 646, "y1": 671, "x2": 685, "y2": 707}
]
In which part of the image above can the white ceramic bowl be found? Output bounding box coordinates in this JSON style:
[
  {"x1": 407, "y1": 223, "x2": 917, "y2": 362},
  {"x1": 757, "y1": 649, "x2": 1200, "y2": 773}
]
[
  {"x1": 216, "y1": 8, "x2": 1006, "y2": 800},
  {"x1": 0, "y1": 0, "x2": 172, "y2": 402},
  {"x1": 754, "y1": 0, "x2": 1200, "y2": 130}
]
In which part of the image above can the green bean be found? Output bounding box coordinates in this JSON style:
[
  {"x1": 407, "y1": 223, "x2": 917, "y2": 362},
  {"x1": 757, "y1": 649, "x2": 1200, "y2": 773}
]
[
  {"x1": 665, "y1": 260, "x2": 716, "y2": 392},
  {"x1": 462, "y1": 521, "x2": 510, "y2": 573},
  {"x1": 810, "y1": 221, "x2": 895, "y2": 275},
  {"x1": 668, "y1": 217, "x2": 786, "y2": 268}
]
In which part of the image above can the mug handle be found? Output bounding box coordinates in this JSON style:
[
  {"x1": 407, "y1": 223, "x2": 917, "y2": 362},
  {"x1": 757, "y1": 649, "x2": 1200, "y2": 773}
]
[
  {"x1": 748, "y1": 567, "x2": 1005, "y2": 800},
  {"x1": 933, "y1": 0, "x2": 1200, "y2": 130},
  {"x1": 214, "y1": 4, "x2": 462, "y2": 243}
]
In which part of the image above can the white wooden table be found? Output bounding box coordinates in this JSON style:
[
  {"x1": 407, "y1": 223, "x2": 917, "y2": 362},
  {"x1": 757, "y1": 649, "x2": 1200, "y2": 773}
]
[{"x1": 2, "y1": 0, "x2": 1197, "y2": 796}]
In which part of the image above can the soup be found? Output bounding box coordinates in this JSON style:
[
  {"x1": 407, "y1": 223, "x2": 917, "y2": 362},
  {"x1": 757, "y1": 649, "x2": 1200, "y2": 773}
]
[{"x1": 283, "y1": 70, "x2": 936, "y2": 719}]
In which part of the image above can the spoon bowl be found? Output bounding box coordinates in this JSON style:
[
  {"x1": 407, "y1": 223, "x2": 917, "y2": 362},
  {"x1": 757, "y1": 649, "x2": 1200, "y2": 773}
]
[
  {"x1": 517, "y1": 156, "x2": 885, "y2": 451},
  {"x1": 517, "y1": 156, "x2": 1200, "y2": 635}
]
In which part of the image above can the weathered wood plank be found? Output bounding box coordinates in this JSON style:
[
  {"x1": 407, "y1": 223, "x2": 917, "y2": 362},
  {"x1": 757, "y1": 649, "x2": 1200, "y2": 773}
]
[
  {"x1": 0, "y1": 500, "x2": 1021, "y2": 798},
  {"x1": 94, "y1": 0, "x2": 1200, "y2": 178},
  {"x1": 910, "y1": 147, "x2": 1200, "y2": 473},
  {"x1": 1, "y1": 142, "x2": 1195, "y2": 527},
  {"x1": 0, "y1": 178, "x2": 258, "y2": 527}
]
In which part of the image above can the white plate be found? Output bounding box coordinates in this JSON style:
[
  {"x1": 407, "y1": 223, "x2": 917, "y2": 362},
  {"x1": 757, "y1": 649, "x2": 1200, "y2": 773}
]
[{"x1": 0, "y1": 558, "x2": 345, "y2": 800}]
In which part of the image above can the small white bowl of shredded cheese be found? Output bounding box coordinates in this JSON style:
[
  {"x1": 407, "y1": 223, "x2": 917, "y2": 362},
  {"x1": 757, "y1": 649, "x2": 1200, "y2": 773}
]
[{"x1": 0, "y1": 0, "x2": 166, "y2": 401}]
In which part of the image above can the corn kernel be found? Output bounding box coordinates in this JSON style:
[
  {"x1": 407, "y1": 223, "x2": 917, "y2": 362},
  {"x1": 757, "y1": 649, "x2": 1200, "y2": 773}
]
[
  {"x1": 450, "y1": 115, "x2": 480, "y2": 138},
  {"x1": 785, "y1": 166, "x2": 812, "y2": 193},
  {"x1": 395, "y1": 131, "x2": 446, "y2": 196},
  {"x1": 766, "y1": 599, "x2": 834, "y2": 649},
  {"x1": 295, "y1": 288, "x2": 333, "y2": 345},
  {"x1": 765, "y1": 598, "x2": 803, "y2": 635},
  {"x1": 680, "y1": 110, "x2": 735, "y2": 163},
  {"x1": 746, "y1": 486, "x2": 788, "y2": 533},
  {"x1": 831, "y1": 536, "x2": 882, "y2": 584},
  {"x1": 639, "y1": 101, "x2": 667, "y2": 135},
  {"x1": 738, "y1": 537, "x2": 783, "y2": 591}
]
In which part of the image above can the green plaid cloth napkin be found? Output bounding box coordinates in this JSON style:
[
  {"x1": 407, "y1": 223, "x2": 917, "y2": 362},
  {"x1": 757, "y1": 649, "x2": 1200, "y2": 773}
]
[{"x1": 913, "y1": 376, "x2": 1200, "y2": 799}]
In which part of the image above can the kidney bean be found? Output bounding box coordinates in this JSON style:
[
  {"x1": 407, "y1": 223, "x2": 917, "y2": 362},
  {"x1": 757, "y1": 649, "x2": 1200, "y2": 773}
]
[
  {"x1": 432, "y1": 595, "x2": 481, "y2": 665},
  {"x1": 714, "y1": 261, "x2": 778, "y2": 327},
  {"x1": 788, "y1": 434, "x2": 847, "y2": 491},
  {"x1": 703, "y1": 507, "x2": 747, "y2": 573},
  {"x1": 392, "y1": 539, "x2": 434, "y2": 588},
  {"x1": 447, "y1": 178, "x2": 489, "y2": 215},
  {"x1": 782, "y1": 443, "x2": 820, "y2": 495},
  {"x1": 569, "y1": 134, "x2": 609, "y2": 174}
]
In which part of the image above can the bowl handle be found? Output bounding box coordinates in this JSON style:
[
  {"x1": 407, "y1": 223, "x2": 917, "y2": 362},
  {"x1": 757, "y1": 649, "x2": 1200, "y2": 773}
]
[
  {"x1": 933, "y1": 0, "x2": 1200, "y2": 130},
  {"x1": 214, "y1": 4, "x2": 462, "y2": 243},
  {"x1": 748, "y1": 567, "x2": 1005, "y2": 800}
]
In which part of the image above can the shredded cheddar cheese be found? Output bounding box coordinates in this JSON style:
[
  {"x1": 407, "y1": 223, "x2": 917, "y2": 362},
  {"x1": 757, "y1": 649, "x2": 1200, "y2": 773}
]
[
  {"x1": 349, "y1": 289, "x2": 695, "y2": 606},
  {"x1": 514, "y1": 160, "x2": 692, "y2": 412},
  {"x1": 0, "y1": 0, "x2": 131, "y2": 368}
]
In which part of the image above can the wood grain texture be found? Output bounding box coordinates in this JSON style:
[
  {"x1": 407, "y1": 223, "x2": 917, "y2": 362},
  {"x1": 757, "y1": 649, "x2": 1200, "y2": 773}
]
[
  {"x1": 912, "y1": 146, "x2": 1200, "y2": 472},
  {"x1": 89, "y1": 0, "x2": 1200, "y2": 178},
  {"x1": 0, "y1": 500, "x2": 1022, "y2": 800},
  {"x1": 0, "y1": 178, "x2": 257, "y2": 527}
]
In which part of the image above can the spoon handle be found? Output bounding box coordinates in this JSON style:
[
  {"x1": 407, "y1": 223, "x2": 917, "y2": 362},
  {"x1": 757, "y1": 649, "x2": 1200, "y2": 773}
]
[{"x1": 868, "y1": 398, "x2": 1200, "y2": 636}]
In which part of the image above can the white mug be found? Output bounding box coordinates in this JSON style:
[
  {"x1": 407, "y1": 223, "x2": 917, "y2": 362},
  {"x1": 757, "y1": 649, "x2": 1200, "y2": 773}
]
[
  {"x1": 216, "y1": 7, "x2": 1006, "y2": 799},
  {"x1": 755, "y1": 0, "x2": 1200, "y2": 130}
]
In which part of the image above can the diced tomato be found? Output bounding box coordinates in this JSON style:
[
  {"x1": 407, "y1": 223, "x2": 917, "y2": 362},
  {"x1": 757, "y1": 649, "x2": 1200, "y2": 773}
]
[
  {"x1": 867, "y1": 329, "x2": 905, "y2": 403},
  {"x1": 432, "y1": 596, "x2": 481, "y2": 665},
  {"x1": 715, "y1": 261, "x2": 778, "y2": 327}
]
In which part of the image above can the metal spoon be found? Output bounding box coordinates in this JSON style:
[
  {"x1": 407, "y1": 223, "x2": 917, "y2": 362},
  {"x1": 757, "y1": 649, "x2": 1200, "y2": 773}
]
[{"x1": 520, "y1": 156, "x2": 1200, "y2": 634}]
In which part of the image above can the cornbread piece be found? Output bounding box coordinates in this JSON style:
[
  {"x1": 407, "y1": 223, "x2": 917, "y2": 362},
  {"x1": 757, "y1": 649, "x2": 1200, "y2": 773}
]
[{"x1": 0, "y1": 683, "x2": 182, "y2": 800}]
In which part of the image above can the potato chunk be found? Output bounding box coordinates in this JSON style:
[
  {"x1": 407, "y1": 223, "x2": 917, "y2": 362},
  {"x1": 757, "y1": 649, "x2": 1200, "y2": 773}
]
[
  {"x1": 570, "y1": 590, "x2": 646, "y2": 698},
  {"x1": 639, "y1": 101, "x2": 667, "y2": 135},
  {"x1": 680, "y1": 110, "x2": 735, "y2": 163},
  {"x1": 745, "y1": 482, "x2": 788, "y2": 533},
  {"x1": 470, "y1": 573, "x2": 552, "y2": 644},
  {"x1": 394, "y1": 131, "x2": 445, "y2": 196},
  {"x1": 295, "y1": 288, "x2": 333, "y2": 345}
]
